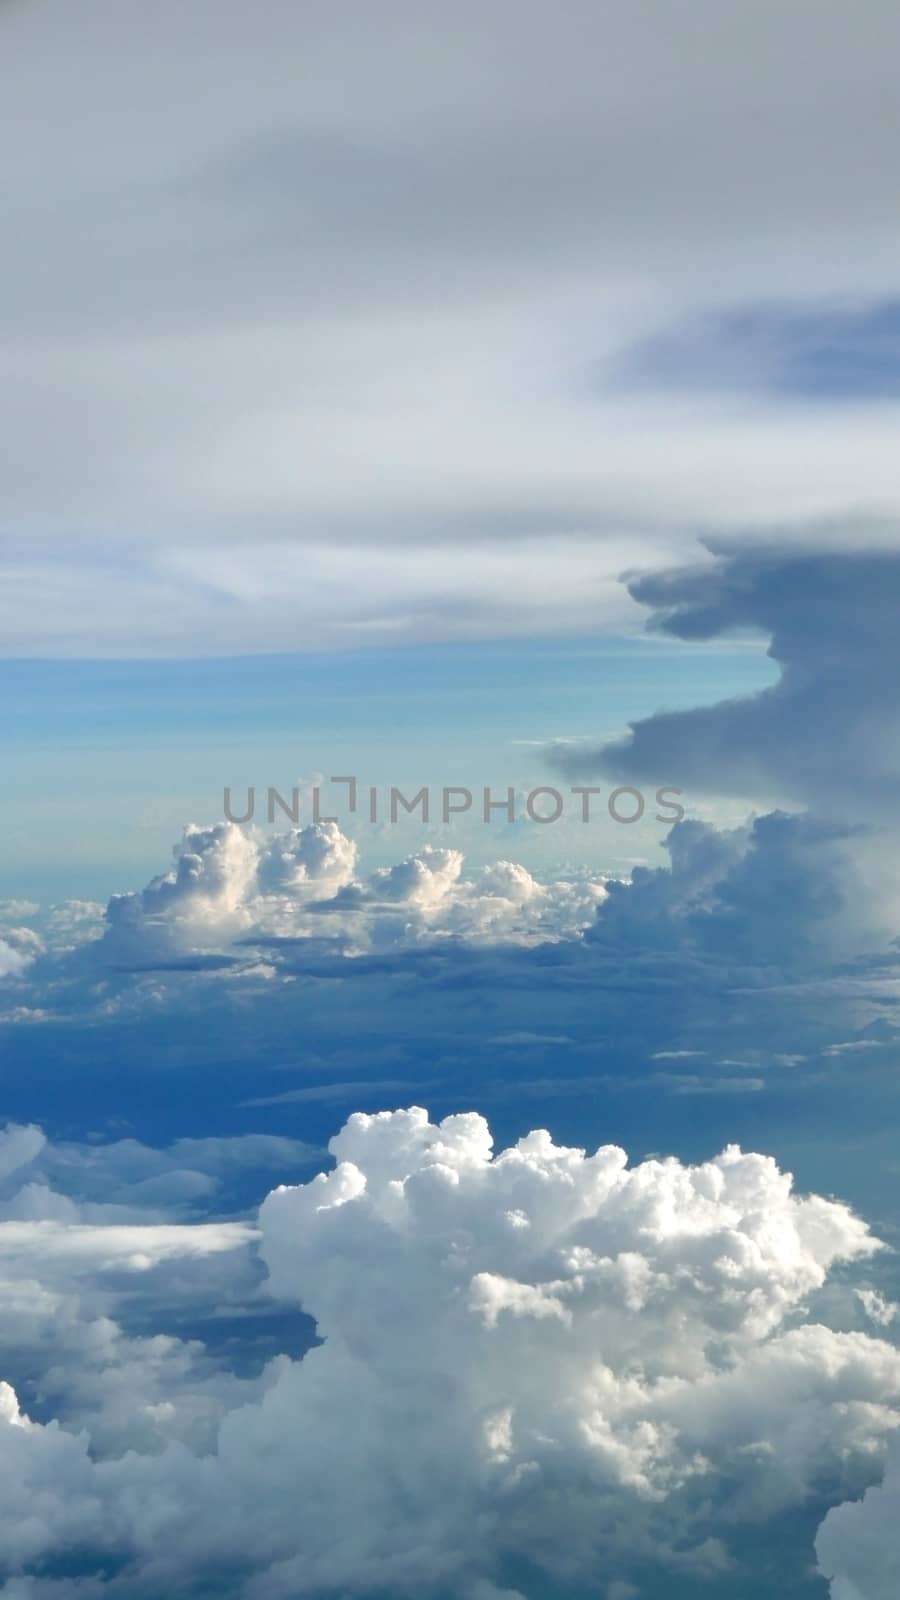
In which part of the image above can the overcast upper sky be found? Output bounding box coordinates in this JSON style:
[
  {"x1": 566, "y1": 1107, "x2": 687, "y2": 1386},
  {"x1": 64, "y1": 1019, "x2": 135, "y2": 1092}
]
[{"x1": 3, "y1": 0, "x2": 900, "y2": 654}]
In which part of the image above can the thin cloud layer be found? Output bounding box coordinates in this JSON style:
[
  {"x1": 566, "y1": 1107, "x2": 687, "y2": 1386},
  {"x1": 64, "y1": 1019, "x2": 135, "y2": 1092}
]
[{"x1": 3, "y1": 4, "x2": 900, "y2": 652}]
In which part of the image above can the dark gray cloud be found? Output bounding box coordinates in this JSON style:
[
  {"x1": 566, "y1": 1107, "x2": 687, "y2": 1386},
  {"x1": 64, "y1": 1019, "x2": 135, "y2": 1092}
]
[
  {"x1": 587, "y1": 812, "x2": 857, "y2": 971},
  {"x1": 547, "y1": 544, "x2": 900, "y2": 820},
  {"x1": 546, "y1": 543, "x2": 900, "y2": 953}
]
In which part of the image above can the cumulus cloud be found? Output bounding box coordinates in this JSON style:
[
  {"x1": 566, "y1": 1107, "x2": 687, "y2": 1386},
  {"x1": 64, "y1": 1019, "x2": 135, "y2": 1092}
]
[
  {"x1": 255, "y1": 823, "x2": 359, "y2": 897},
  {"x1": 549, "y1": 544, "x2": 900, "y2": 825},
  {"x1": 9, "y1": 802, "x2": 897, "y2": 1134},
  {"x1": 0, "y1": 904, "x2": 105, "y2": 969},
  {"x1": 0, "y1": 1107, "x2": 896, "y2": 1596},
  {"x1": 0, "y1": 941, "x2": 33, "y2": 982},
  {"x1": 547, "y1": 544, "x2": 900, "y2": 952},
  {"x1": 589, "y1": 810, "x2": 862, "y2": 971},
  {"x1": 322, "y1": 847, "x2": 606, "y2": 949},
  {"x1": 105, "y1": 822, "x2": 263, "y2": 958},
  {"x1": 95, "y1": 823, "x2": 606, "y2": 969},
  {"x1": 251, "y1": 1110, "x2": 893, "y2": 1594}
]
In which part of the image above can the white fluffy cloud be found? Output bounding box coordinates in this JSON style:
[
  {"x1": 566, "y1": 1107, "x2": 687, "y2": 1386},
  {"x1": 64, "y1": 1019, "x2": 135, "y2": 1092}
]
[
  {"x1": 0, "y1": 941, "x2": 33, "y2": 982},
  {"x1": 105, "y1": 821, "x2": 265, "y2": 957},
  {"x1": 98, "y1": 822, "x2": 606, "y2": 967},
  {"x1": 0, "y1": 1107, "x2": 897, "y2": 1596},
  {"x1": 244, "y1": 1108, "x2": 896, "y2": 1594}
]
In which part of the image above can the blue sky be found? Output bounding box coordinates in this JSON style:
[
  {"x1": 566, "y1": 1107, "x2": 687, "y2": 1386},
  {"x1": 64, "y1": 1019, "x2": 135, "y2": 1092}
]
[
  {"x1": 2, "y1": 635, "x2": 775, "y2": 899},
  {"x1": 617, "y1": 299, "x2": 900, "y2": 401},
  {"x1": 2, "y1": 4, "x2": 900, "y2": 1599}
]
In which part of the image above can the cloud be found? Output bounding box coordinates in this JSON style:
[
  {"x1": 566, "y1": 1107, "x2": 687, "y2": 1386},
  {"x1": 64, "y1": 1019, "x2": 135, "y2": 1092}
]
[
  {"x1": 0, "y1": 1121, "x2": 319, "y2": 1225},
  {"x1": 0, "y1": 1119, "x2": 297, "y2": 1472},
  {"x1": 817, "y1": 1433, "x2": 900, "y2": 1599},
  {"x1": 8, "y1": 798, "x2": 898, "y2": 1181},
  {"x1": 856, "y1": 1289, "x2": 899, "y2": 1329},
  {"x1": 4, "y1": 5, "x2": 900, "y2": 653},
  {"x1": 0, "y1": 1107, "x2": 896, "y2": 1595},
  {"x1": 0, "y1": 1219, "x2": 253, "y2": 1277},
  {"x1": 548, "y1": 544, "x2": 900, "y2": 823},
  {"x1": 0, "y1": 1125, "x2": 45, "y2": 1184},
  {"x1": 0, "y1": 941, "x2": 32, "y2": 982},
  {"x1": 105, "y1": 822, "x2": 262, "y2": 958},
  {"x1": 547, "y1": 544, "x2": 900, "y2": 950},
  {"x1": 588, "y1": 810, "x2": 863, "y2": 971},
  {"x1": 320, "y1": 849, "x2": 607, "y2": 949},
  {"x1": 94, "y1": 823, "x2": 606, "y2": 970}
]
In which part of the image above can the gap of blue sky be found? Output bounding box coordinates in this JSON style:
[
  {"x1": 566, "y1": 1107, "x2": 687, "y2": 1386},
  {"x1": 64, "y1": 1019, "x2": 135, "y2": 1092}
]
[{"x1": 1, "y1": 633, "x2": 776, "y2": 901}]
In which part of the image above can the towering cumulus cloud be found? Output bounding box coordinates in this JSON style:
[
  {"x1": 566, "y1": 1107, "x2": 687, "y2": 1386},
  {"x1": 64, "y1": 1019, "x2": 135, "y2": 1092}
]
[
  {"x1": 99, "y1": 822, "x2": 606, "y2": 967},
  {"x1": 548, "y1": 543, "x2": 900, "y2": 953},
  {"x1": 0, "y1": 1108, "x2": 898, "y2": 1596},
  {"x1": 550, "y1": 543, "x2": 900, "y2": 821}
]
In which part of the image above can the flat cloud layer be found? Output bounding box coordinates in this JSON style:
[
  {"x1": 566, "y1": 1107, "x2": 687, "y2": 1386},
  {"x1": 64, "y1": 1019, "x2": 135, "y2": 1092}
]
[
  {"x1": 3, "y1": 2, "x2": 900, "y2": 652},
  {"x1": 0, "y1": 1106, "x2": 897, "y2": 1596}
]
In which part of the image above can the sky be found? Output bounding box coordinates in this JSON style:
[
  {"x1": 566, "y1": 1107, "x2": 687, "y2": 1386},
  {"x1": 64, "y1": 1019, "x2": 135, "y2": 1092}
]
[
  {"x1": 2, "y1": 5, "x2": 900, "y2": 1599},
  {"x1": 0, "y1": 636, "x2": 776, "y2": 899}
]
